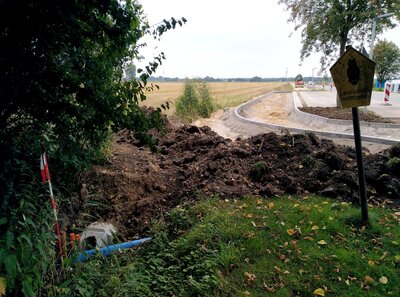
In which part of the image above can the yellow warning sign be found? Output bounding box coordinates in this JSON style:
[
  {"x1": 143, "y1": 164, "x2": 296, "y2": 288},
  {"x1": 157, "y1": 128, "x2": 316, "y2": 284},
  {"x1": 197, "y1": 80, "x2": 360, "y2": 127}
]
[{"x1": 330, "y1": 47, "x2": 375, "y2": 108}]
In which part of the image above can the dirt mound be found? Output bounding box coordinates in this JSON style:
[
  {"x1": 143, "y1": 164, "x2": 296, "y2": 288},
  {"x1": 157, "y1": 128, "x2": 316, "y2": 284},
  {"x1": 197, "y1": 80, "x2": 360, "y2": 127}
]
[
  {"x1": 81, "y1": 125, "x2": 400, "y2": 239},
  {"x1": 299, "y1": 106, "x2": 392, "y2": 123}
]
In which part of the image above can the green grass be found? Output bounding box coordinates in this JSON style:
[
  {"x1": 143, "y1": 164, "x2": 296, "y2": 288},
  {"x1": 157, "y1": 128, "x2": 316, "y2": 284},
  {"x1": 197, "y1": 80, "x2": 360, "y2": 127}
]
[{"x1": 59, "y1": 196, "x2": 400, "y2": 296}]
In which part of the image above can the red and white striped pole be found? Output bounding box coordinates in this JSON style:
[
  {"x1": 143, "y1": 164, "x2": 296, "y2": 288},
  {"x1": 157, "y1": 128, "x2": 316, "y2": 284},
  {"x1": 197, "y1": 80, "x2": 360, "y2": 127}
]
[
  {"x1": 383, "y1": 82, "x2": 391, "y2": 105},
  {"x1": 40, "y1": 143, "x2": 63, "y2": 261}
]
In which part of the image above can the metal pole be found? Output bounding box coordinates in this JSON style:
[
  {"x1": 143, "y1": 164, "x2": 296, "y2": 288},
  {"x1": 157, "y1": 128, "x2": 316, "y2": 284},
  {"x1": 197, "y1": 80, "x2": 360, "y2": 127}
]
[{"x1": 351, "y1": 107, "x2": 369, "y2": 222}]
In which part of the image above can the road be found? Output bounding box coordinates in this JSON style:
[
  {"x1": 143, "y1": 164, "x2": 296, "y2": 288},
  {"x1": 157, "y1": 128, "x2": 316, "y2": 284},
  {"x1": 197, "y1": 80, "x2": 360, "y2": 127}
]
[
  {"x1": 194, "y1": 91, "x2": 399, "y2": 153},
  {"x1": 299, "y1": 89, "x2": 400, "y2": 119}
]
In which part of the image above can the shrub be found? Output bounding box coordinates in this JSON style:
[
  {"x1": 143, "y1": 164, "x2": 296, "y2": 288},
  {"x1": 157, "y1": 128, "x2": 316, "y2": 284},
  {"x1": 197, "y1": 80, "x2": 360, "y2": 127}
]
[{"x1": 175, "y1": 80, "x2": 216, "y2": 123}]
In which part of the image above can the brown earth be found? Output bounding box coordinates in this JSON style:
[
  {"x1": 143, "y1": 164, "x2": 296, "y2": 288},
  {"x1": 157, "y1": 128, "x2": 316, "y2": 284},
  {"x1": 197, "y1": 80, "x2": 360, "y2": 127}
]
[
  {"x1": 72, "y1": 117, "x2": 400, "y2": 240},
  {"x1": 299, "y1": 106, "x2": 393, "y2": 123}
]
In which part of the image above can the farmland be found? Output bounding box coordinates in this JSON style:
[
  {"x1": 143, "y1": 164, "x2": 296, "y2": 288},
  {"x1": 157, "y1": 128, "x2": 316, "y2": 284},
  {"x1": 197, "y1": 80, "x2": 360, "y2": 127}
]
[{"x1": 143, "y1": 81, "x2": 291, "y2": 115}]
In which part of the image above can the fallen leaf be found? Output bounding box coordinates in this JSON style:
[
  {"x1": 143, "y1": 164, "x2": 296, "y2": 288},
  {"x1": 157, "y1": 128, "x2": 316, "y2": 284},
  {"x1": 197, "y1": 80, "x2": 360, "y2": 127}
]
[
  {"x1": 303, "y1": 236, "x2": 314, "y2": 241},
  {"x1": 287, "y1": 229, "x2": 295, "y2": 236},
  {"x1": 312, "y1": 225, "x2": 320, "y2": 230},
  {"x1": 313, "y1": 288, "x2": 325, "y2": 296},
  {"x1": 379, "y1": 251, "x2": 388, "y2": 261},
  {"x1": 363, "y1": 275, "x2": 375, "y2": 285},
  {"x1": 379, "y1": 276, "x2": 388, "y2": 284},
  {"x1": 368, "y1": 260, "x2": 376, "y2": 266},
  {"x1": 243, "y1": 290, "x2": 250, "y2": 295},
  {"x1": 277, "y1": 254, "x2": 286, "y2": 261},
  {"x1": 394, "y1": 255, "x2": 400, "y2": 263},
  {"x1": 245, "y1": 272, "x2": 256, "y2": 285},
  {"x1": 0, "y1": 277, "x2": 6, "y2": 296},
  {"x1": 268, "y1": 202, "x2": 274, "y2": 209},
  {"x1": 263, "y1": 282, "x2": 275, "y2": 292},
  {"x1": 345, "y1": 280, "x2": 350, "y2": 286},
  {"x1": 317, "y1": 240, "x2": 327, "y2": 245},
  {"x1": 322, "y1": 201, "x2": 329, "y2": 205},
  {"x1": 251, "y1": 221, "x2": 257, "y2": 227}
]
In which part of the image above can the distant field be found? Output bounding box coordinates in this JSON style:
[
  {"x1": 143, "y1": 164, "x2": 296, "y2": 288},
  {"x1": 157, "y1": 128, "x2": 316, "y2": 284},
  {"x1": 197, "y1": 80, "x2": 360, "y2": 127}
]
[{"x1": 142, "y1": 82, "x2": 291, "y2": 116}]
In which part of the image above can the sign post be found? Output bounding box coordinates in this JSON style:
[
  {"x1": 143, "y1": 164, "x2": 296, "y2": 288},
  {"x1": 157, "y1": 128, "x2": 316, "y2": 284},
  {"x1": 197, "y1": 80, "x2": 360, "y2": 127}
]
[{"x1": 330, "y1": 46, "x2": 376, "y2": 223}]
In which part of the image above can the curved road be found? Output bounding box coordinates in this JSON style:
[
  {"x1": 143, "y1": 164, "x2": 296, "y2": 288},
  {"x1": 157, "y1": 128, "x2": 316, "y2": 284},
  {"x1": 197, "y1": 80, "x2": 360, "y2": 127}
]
[{"x1": 194, "y1": 92, "x2": 398, "y2": 153}]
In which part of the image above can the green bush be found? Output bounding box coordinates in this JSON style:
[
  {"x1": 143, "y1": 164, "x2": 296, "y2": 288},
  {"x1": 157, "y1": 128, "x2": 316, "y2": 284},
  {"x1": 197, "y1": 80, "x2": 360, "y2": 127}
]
[
  {"x1": 175, "y1": 80, "x2": 216, "y2": 123},
  {"x1": 0, "y1": 0, "x2": 185, "y2": 295}
]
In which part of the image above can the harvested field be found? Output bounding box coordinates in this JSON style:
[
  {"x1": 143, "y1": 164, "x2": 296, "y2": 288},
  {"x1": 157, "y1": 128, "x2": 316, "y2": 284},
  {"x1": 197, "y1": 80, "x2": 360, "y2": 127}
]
[{"x1": 143, "y1": 82, "x2": 290, "y2": 115}]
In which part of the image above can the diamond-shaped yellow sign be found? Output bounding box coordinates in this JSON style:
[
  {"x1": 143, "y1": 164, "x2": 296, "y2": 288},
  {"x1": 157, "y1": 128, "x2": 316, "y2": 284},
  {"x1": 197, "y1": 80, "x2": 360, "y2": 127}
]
[{"x1": 330, "y1": 47, "x2": 375, "y2": 108}]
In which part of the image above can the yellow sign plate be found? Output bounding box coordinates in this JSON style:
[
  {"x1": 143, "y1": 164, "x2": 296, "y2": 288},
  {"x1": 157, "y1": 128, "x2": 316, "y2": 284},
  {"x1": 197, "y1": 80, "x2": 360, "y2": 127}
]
[{"x1": 330, "y1": 47, "x2": 375, "y2": 108}]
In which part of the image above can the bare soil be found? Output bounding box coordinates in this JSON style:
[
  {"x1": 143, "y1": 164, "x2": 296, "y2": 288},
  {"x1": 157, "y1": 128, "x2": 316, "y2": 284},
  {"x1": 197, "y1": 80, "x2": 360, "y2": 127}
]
[
  {"x1": 75, "y1": 118, "x2": 400, "y2": 240},
  {"x1": 299, "y1": 107, "x2": 393, "y2": 123}
]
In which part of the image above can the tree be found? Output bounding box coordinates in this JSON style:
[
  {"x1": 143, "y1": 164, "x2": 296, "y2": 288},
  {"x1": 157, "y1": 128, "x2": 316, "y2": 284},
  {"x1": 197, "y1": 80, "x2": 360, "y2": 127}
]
[
  {"x1": 279, "y1": 0, "x2": 397, "y2": 69},
  {"x1": 0, "y1": 0, "x2": 185, "y2": 294},
  {"x1": 374, "y1": 39, "x2": 400, "y2": 85}
]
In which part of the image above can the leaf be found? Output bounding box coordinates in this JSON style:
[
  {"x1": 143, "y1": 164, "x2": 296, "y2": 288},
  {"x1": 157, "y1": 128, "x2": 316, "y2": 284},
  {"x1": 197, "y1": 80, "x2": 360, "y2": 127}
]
[
  {"x1": 0, "y1": 277, "x2": 6, "y2": 296},
  {"x1": 363, "y1": 275, "x2": 375, "y2": 284},
  {"x1": 287, "y1": 229, "x2": 295, "y2": 236},
  {"x1": 313, "y1": 288, "x2": 325, "y2": 296},
  {"x1": 317, "y1": 240, "x2": 327, "y2": 245},
  {"x1": 263, "y1": 282, "x2": 275, "y2": 292},
  {"x1": 368, "y1": 260, "x2": 376, "y2": 266},
  {"x1": 379, "y1": 251, "x2": 388, "y2": 260},
  {"x1": 379, "y1": 276, "x2": 388, "y2": 284},
  {"x1": 244, "y1": 272, "x2": 256, "y2": 285},
  {"x1": 394, "y1": 255, "x2": 400, "y2": 263},
  {"x1": 311, "y1": 225, "x2": 320, "y2": 230}
]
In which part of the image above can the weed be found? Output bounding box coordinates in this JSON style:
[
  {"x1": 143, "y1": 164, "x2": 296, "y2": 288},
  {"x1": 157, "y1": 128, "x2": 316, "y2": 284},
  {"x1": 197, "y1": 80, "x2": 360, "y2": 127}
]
[{"x1": 250, "y1": 161, "x2": 269, "y2": 181}]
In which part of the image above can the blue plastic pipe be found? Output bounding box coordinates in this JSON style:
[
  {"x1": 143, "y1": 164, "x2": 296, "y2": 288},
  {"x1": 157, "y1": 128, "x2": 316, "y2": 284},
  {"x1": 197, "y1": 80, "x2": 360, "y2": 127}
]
[{"x1": 75, "y1": 237, "x2": 152, "y2": 263}]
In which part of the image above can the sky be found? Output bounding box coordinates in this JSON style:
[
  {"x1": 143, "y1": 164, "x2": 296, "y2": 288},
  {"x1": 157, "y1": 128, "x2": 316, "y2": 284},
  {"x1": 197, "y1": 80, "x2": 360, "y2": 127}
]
[{"x1": 138, "y1": 0, "x2": 400, "y2": 79}]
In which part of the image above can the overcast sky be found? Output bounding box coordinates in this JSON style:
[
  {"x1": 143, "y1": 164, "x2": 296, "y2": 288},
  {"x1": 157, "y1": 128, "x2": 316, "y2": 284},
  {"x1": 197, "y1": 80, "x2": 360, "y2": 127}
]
[{"x1": 138, "y1": 0, "x2": 400, "y2": 79}]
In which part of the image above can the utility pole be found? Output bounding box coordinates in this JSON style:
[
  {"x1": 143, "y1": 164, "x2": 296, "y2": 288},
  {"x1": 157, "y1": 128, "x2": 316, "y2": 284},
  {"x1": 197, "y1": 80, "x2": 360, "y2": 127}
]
[{"x1": 369, "y1": 12, "x2": 395, "y2": 60}]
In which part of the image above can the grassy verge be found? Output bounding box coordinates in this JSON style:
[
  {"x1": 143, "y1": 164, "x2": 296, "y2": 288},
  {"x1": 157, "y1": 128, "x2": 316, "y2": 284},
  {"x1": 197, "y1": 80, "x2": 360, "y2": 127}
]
[{"x1": 59, "y1": 196, "x2": 400, "y2": 296}]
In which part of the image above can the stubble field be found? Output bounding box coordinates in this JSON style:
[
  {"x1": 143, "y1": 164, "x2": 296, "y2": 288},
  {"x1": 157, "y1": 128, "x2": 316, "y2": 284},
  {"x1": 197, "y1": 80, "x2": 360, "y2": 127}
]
[{"x1": 143, "y1": 81, "x2": 291, "y2": 115}]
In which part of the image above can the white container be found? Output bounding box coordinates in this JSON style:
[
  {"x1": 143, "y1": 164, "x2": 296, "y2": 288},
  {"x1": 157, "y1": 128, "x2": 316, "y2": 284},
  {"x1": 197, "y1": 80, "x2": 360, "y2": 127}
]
[{"x1": 80, "y1": 222, "x2": 116, "y2": 249}]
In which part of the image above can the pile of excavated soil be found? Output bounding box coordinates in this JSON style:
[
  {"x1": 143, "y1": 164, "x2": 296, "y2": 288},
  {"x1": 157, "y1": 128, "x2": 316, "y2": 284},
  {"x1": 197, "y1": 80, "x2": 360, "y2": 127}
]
[
  {"x1": 299, "y1": 106, "x2": 393, "y2": 123},
  {"x1": 79, "y1": 124, "x2": 400, "y2": 239}
]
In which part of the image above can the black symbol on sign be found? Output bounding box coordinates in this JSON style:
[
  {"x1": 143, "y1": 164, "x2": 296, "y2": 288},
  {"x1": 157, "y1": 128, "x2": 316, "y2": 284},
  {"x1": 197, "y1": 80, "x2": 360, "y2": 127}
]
[{"x1": 347, "y1": 58, "x2": 360, "y2": 85}]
